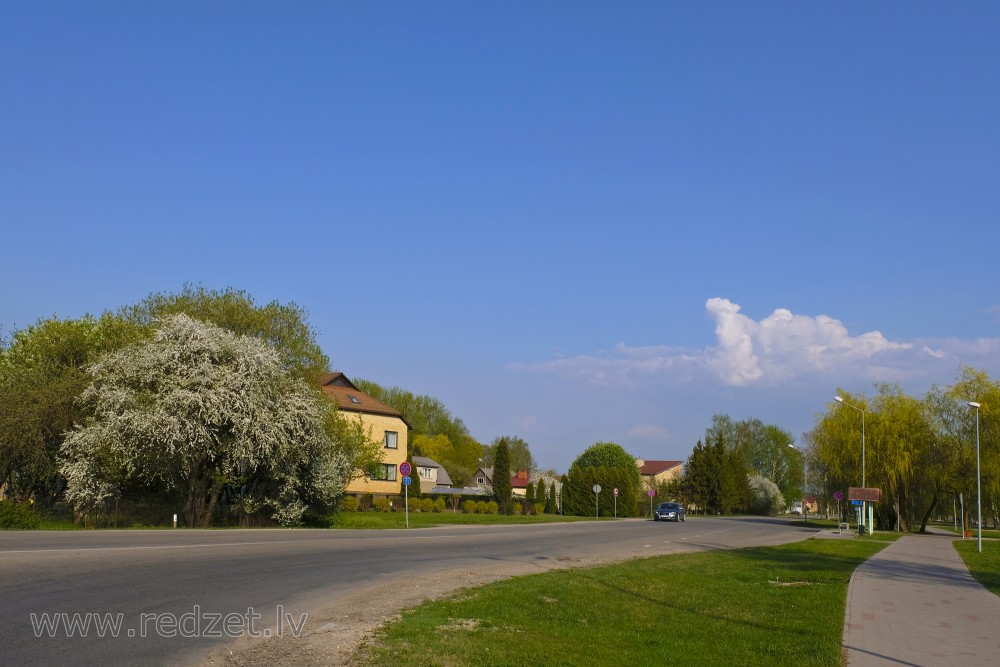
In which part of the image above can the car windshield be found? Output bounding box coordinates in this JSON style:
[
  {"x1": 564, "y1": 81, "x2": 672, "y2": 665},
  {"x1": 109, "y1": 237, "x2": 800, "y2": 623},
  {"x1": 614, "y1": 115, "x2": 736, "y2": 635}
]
[{"x1": 659, "y1": 503, "x2": 679, "y2": 509}]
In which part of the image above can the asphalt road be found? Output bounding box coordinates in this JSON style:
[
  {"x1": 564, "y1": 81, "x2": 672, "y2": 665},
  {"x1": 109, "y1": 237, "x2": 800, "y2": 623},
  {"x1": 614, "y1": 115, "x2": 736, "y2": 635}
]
[{"x1": 0, "y1": 516, "x2": 816, "y2": 666}]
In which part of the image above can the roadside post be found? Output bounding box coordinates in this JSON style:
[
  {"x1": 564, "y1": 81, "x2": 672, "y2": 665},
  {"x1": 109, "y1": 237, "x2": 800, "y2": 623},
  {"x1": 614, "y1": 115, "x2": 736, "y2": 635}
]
[
  {"x1": 647, "y1": 489, "x2": 655, "y2": 517},
  {"x1": 400, "y1": 461, "x2": 412, "y2": 529},
  {"x1": 593, "y1": 484, "x2": 601, "y2": 519},
  {"x1": 613, "y1": 488, "x2": 618, "y2": 518}
]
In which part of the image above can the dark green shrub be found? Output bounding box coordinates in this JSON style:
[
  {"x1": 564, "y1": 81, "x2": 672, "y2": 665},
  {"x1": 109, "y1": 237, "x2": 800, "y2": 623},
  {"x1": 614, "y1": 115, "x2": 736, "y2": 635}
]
[{"x1": 0, "y1": 501, "x2": 41, "y2": 529}]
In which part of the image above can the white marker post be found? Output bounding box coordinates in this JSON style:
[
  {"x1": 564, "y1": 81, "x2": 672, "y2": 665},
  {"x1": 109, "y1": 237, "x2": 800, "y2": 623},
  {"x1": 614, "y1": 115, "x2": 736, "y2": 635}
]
[{"x1": 593, "y1": 484, "x2": 601, "y2": 519}]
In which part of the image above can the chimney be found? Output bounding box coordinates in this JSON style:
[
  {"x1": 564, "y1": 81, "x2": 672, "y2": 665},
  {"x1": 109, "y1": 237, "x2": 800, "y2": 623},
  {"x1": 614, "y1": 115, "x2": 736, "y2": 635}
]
[{"x1": 517, "y1": 470, "x2": 528, "y2": 480}]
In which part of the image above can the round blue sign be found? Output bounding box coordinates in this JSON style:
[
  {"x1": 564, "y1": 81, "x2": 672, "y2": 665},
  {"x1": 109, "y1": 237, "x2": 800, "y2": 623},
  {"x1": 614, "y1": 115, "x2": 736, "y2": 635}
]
[{"x1": 399, "y1": 462, "x2": 412, "y2": 476}]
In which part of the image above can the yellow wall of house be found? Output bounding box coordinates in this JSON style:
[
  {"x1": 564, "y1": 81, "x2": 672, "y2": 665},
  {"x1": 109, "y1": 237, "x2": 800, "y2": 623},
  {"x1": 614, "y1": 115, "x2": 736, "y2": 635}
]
[
  {"x1": 643, "y1": 466, "x2": 683, "y2": 489},
  {"x1": 344, "y1": 413, "x2": 409, "y2": 496}
]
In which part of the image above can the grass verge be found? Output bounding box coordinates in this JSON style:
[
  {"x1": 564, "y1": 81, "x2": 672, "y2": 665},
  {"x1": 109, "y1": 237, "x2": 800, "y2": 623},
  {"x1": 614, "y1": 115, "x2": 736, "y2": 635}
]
[
  {"x1": 355, "y1": 538, "x2": 886, "y2": 667},
  {"x1": 953, "y1": 539, "x2": 1000, "y2": 596}
]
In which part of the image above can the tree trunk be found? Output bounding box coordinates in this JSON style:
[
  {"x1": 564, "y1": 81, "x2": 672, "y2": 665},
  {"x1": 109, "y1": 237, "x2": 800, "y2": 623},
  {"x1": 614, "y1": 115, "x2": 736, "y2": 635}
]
[{"x1": 917, "y1": 488, "x2": 938, "y2": 534}]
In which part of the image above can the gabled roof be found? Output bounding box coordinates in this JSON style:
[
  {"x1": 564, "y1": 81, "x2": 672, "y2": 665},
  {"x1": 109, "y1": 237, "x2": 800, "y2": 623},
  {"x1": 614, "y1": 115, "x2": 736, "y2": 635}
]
[
  {"x1": 638, "y1": 460, "x2": 683, "y2": 475},
  {"x1": 413, "y1": 456, "x2": 453, "y2": 486},
  {"x1": 318, "y1": 372, "x2": 410, "y2": 425},
  {"x1": 511, "y1": 475, "x2": 532, "y2": 489}
]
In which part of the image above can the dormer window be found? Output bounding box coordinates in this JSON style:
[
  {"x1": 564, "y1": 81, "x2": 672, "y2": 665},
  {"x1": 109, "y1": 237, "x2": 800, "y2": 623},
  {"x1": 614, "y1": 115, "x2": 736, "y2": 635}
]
[{"x1": 348, "y1": 395, "x2": 361, "y2": 404}]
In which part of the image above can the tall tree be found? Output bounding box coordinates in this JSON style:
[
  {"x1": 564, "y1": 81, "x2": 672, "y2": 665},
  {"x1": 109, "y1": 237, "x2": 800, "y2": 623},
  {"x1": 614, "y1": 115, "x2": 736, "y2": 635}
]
[
  {"x1": 492, "y1": 436, "x2": 513, "y2": 514},
  {"x1": 0, "y1": 313, "x2": 142, "y2": 503},
  {"x1": 60, "y1": 315, "x2": 351, "y2": 527},
  {"x1": 122, "y1": 284, "x2": 329, "y2": 385},
  {"x1": 563, "y1": 442, "x2": 642, "y2": 517},
  {"x1": 481, "y1": 435, "x2": 536, "y2": 475}
]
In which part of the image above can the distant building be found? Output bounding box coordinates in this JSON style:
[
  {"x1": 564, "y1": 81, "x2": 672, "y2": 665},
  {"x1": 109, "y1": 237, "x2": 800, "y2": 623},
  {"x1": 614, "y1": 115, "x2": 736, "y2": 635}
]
[
  {"x1": 412, "y1": 456, "x2": 453, "y2": 494},
  {"x1": 467, "y1": 467, "x2": 534, "y2": 497},
  {"x1": 636, "y1": 458, "x2": 683, "y2": 489}
]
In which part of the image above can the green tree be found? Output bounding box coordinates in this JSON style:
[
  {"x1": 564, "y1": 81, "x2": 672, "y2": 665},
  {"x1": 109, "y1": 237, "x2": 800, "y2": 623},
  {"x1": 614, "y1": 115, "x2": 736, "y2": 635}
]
[
  {"x1": 0, "y1": 313, "x2": 142, "y2": 503},
  {"x1": 563, "y1": 442, "x2": 642, "y2": 517},
  {"x1": 546, "y1": 481, "x2": 557, "y2": 513},
  {"x1": 680, "y1": 430, "x2": 751, "y2": 515},
  {"x1": 481, "y1": 435, "x2": 536, "y2": 475},
  {"x1": 492, "y1": 437, "x2": 513, "y2": 514},
  {"x1": 60, "y1": 315, "x2": 350, "y2": 527},
  {"x1": 122, "y1": 284, "x2": 329, "y2": 385}
]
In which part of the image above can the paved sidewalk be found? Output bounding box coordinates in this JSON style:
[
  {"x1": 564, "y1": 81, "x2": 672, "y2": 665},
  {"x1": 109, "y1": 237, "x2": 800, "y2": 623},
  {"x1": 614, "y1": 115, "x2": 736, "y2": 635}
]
[{"x1": 843, "y1": 530, "x2": 1000, "y2": 666}]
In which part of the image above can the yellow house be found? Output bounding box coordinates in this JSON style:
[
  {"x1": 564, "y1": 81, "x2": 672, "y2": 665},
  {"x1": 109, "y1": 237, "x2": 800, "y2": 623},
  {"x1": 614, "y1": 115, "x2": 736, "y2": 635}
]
[
  {"x1": 319, "y1": 372, "x2": 410, "y2": 498},
  {"x1": 636, "y1": 458, "x2": 683, "y2": 489}
]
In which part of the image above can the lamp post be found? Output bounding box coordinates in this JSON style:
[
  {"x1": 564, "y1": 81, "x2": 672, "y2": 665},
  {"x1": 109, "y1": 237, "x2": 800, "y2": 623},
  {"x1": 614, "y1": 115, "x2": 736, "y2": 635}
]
[
  {"x1": 789, "y1": 444, "x2": 805, "y2": 523},
  {"x1": 835, "y1": 395, "x2": 868, "y2": 534},
  {"x1": 968, "y1": 401, "x2": 982, "y2": 554}
]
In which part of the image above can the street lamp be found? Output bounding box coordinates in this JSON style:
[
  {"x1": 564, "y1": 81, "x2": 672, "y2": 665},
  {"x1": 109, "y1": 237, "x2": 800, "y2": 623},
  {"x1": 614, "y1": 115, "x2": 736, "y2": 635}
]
[
  {"x1": 968, "y1": 401, "x2": 982, "y2": 553},
  {"x1": 789, "y1": 444, "x2": 806, "y2": 523},
  {"x1": 835, "y1": 395, "x2": 868, "y2": 534}
]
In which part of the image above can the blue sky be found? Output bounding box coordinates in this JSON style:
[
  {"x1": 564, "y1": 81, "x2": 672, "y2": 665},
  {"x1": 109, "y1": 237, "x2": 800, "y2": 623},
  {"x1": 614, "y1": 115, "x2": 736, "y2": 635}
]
[{"x1": 3, "y1": 2, "x2": 999, "y2": 472}]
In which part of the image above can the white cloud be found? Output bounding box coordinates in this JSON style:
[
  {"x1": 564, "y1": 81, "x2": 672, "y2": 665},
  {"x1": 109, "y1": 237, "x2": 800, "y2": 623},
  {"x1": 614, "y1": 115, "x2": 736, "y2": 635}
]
[
  {"x1": 508, "y1": 344, "x2": 701, "y2": 387},
  {"x1": 511, "y1": 298, "x2": 1000, "y2": 388}
]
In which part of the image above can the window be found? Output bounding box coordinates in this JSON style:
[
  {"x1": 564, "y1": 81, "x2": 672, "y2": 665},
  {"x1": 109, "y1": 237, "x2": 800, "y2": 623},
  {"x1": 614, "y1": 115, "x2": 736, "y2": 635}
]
[
  {"x1": 477, "y1": 477, "x2": 486, "y2": 485},
  {"x1": 375, "y1": 464, "x2": 397, "y2": 481},
  {"x1": 419, "y1": 467, "x2": 433, "y2": 479},
  {"x1": 348, "y1": 395, "x2": 361, "y2": 404},
  {"x1": 384, "y1": 431, "x2": 398, "y2": 449}
]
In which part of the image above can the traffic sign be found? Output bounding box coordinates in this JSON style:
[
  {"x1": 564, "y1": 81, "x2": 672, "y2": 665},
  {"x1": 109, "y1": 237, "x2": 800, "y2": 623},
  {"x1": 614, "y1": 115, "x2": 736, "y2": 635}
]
[
  {"x1": 399, "y1": 462, "x2": 411, "y2": 476},
  {"x1": 647, "y1": 489, "x2": 655, "y2": 497},
  {"x1": 402, "y1": 475, "x2": 412, "y2": 486},
  {"x1": 613, "y1": 488, "x2": 619, "y2": 496},
  {"x1": 593, "y1": 484, "x2": 601, "y2": 493},
  {"x1": 833, "y1": 490, "x2": 844, "y2": 501}
]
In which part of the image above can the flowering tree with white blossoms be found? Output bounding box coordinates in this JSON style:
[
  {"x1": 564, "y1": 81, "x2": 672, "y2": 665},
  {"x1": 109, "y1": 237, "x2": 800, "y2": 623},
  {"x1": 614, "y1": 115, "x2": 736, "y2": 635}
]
[
  {"x1": 61, "y1": 314, "x2": 353, "y2": 527},
  {"x1": 747, "y1": 475, "x2": 787, "y2": 516}
]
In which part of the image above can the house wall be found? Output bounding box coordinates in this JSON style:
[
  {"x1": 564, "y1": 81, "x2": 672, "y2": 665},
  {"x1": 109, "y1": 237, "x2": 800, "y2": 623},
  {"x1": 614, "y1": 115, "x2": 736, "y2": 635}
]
[
  {"x1": 344, "y1": 413, "x2": 409, "y2": 496},
  {"x1": 642, "y1": 465, "x2": 683, "y2": 489},
  {"x1": 417, "y1": 465, "x2": 438, "y2": 493}
]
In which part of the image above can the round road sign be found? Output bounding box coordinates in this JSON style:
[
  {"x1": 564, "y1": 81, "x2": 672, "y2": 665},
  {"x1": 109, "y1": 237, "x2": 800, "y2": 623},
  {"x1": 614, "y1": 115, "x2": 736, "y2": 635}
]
[
  {"x1": 593, "y1": 484, "x2": 601, "y2": 494},
  {"x1": 399, "y1": 462, "x2": 411, "y2": 476},
  {"x1": 613, "y1": 488, "x2": 619, "y2": 496},
  {"x1": 833, "y1": 490, "x2": 844, "y2": 501},
  {"x1": 647, "y1": 489, "x2": 655, "y2": 497}
]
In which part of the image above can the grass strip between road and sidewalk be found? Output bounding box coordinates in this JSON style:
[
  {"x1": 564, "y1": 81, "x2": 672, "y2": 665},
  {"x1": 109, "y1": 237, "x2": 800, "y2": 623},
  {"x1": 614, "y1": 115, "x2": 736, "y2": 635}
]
[
  {"x1": 355, "y1": 537, "x2": 888, "y2": 667},
  {"x1": 954, "y1": 539, "x2": 1000, "y2": 596}
]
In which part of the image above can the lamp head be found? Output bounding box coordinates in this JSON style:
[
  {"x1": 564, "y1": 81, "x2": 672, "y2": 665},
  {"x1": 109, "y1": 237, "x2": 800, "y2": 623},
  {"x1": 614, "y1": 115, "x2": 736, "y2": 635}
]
[
  {"x1": 968, "y1": 401, "x2": 981, "y2": 409},
  {"x1": 835, "y1": 396, "x2": 844, "y2": 403}
]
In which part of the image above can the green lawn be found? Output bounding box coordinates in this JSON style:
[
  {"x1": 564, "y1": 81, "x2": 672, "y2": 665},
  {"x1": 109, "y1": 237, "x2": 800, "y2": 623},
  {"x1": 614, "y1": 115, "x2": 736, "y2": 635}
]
[
  {"x1": 954, "y1": 539, "x2": 1000, "y2": 596},
  {"x1": 355, "y1": 538, "x2": 887, "y2": 667}
]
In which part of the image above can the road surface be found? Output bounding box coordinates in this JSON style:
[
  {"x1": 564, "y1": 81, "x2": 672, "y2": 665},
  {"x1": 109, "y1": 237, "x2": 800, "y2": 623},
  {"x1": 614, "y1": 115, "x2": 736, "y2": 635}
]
[{"x1": 0, "y1": 516, "x2": 815, "y2": 666}]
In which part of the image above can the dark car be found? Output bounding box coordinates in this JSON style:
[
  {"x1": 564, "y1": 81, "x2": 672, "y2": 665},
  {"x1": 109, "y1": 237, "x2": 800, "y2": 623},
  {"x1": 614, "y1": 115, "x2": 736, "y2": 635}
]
[{"x1": 653, "y1": 502, "x2": 685, "y2": 522}]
